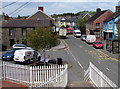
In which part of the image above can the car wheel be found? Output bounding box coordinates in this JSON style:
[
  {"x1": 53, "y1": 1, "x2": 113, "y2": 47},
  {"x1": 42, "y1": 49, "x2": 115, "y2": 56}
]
[
  {"x1": 26, "y1": 60, "x2": 30, "y2": 64},
  {"x1": 38, "y1": 56, "x2": 41, "y2": 61}
]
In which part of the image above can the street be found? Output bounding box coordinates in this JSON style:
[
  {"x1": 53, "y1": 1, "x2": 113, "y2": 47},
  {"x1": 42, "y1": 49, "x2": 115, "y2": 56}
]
[
  {"x1": 1, "y1": 35, "x2": 119, "y2": 87},
  {"x1": 44, "y1": 35, "x2": 119, "y2": 86}
]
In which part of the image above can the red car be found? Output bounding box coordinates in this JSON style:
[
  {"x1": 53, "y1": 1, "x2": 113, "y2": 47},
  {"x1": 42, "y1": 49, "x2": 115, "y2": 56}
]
[
  {"x1": 93, "y1": 41, "x2": 103, "y2": 49},
  {"x1": 66, "y1": 28, "x2": 73, "y2": 34}
]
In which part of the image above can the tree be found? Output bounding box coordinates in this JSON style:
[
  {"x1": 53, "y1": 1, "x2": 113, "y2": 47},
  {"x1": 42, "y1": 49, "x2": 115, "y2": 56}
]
[
  {"x1": 77, "y1": 18, "x2": 86, "y2": 34},
  {"x1": 26, "y1": 26, "x2": 59, "y2": 51}
]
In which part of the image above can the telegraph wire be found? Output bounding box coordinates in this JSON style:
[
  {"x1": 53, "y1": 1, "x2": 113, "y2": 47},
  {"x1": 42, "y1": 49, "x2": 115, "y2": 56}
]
[
  {"x1": 9, "y1": 0, "x2": 32, "y2": 16},
  {"x1": 11, "y1": 1, "x2": 32, "y2": 16},
  {"x1": 0, "y1": 0, "x2": 20, "y2": 9}
]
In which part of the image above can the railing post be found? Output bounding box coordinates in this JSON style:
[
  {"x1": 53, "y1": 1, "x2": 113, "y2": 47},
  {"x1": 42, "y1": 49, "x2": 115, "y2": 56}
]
[
  {"x1": 101, "y1": 72, "x2": 103, "y2": 88},
  {"x1": 89, "y1": 62, "x2": 91, "y2": 80},
  {"x1": 29, "y1": 66, "x2": 33, "y2": 88}
]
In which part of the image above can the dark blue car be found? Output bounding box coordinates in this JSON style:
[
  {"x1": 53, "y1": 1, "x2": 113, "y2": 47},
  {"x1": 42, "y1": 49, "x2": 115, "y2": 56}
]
[{"x1": 2, "y1": 48, "x2": 23, "y2": 61}]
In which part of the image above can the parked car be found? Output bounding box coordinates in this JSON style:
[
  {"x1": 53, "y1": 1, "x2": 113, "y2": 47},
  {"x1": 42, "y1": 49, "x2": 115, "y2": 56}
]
[
  {"x1": 12, "y1": 44, "x2": 34, "y2": 50},
  {"x1": 12, "y1": 44, "x2": 27, "y2": 48},
  {"x1": 81, "y1": 35, "x2": 86, "y2": 41},
  {"x1": 13, "y1": 49, "x2": 41, "y2": 64},
  {"x1": 93, "y1": 41, "x2": 103, "y2": 49},
  {"x1": 66, "y1": 27, "x2": 73, "y2": 34},
  {"x1": 86, "y1": 35, "x2": 96, "y2": 44},
  {"x1": 73, "y1": 29, "x2": 81, "y2": 37},
  {"x1": 2, "y1": 48, "x2": 23, "y2": 61}
]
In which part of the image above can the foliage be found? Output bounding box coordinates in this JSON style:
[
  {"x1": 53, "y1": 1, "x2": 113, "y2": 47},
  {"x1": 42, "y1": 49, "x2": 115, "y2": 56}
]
[
  {"x1": 26, "y1": 27, "x2": 59, "y2": 51},
  {"x1": 51, "y1": 11, "x2": 96, "y2": 18},
  {"x1": 77, "y1": 18, "x2": 86, "y2": 34}
]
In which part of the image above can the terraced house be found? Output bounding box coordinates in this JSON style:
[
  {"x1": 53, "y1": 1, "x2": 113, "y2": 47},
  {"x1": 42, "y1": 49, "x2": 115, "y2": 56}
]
[
  {"x1": 1, "y1": 7, "x2": 54, "y2": 50},
  {"x1": 103, "y1": 4, "x2": 120, "y2": 40},
  {"x1": 86, "y1": 8, "x2": 113, "y2": 40}
]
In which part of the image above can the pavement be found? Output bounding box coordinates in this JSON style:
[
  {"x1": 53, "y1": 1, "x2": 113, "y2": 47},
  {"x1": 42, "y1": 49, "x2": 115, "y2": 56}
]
[{"x1": 1, "y1": 39, "x2": 119, "y2": 88}]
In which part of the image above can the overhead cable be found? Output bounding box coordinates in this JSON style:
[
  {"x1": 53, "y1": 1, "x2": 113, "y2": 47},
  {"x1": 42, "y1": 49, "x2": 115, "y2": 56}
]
[
  {"x1": 9, "y1": 0, "x2": 32, "y2": 16},
  {"x1": 0, "y1": 0, "x2": 20, "y2": 9}
]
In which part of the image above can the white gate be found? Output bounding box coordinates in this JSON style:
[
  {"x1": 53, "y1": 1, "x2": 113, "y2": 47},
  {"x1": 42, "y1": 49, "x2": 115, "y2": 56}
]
[
  {"x1": 2, "y1": 62, "x2": 68, "y2": 88},
  {"x1": 84, "y1": 62, "x2": 118, "y2": 88}
]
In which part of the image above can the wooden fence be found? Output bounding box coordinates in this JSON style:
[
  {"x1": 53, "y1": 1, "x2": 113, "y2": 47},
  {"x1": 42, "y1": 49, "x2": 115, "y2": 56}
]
[
  {"x1": 84, "y1": 62, "x2": 117, "y2": 88},
  {"x1": 1, "y1": 62, "x2": 68, "y2": 88}
]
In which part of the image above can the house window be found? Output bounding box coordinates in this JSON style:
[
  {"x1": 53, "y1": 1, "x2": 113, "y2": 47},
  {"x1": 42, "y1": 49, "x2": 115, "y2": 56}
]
[
  {"x1": 96, "y1": 23, "x2": 100, "y2": 28},
  {"x1": 9, "y1": 28, "x2": 14, "y2": 36},
  {"x1": 109, "y1": 23, "x2": 112, "y2": 29},
  {"x1": 21, "y1": 28, "x2": 27, "y2": 36},
  {"x1": 109, "y1": 33, "x2": 112, "y2": 38},
  {"x1": 94, "y1": 30, "x2": 100, "y2": 37}
]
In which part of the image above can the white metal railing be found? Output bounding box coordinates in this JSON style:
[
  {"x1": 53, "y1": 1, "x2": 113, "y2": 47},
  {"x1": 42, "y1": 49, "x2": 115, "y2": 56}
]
[
  {"x1": 0, "y1": 61, "x2": 2, "y2": 80},
  {"x1": 84, "y1": 62, "x2": 118, "y2": 88},
  {"x1": 2, "y1": 61, "x2": 68, "y2": 88}
]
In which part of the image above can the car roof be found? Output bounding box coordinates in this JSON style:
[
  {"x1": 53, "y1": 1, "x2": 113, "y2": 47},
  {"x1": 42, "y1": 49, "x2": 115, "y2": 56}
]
[{"x1": 13, "y1": 44, "x2": 26, "y2": 46}]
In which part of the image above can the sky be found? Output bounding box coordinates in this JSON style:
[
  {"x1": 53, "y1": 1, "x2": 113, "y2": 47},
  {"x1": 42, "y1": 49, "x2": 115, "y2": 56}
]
[{"x1": 1, "y1": 0, "x2": 120, "y2": 17}]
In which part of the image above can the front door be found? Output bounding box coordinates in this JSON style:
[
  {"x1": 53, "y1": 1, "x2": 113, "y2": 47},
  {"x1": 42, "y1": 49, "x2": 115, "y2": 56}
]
[{"x1": 10, "y1": 39, "x2": 15, "y2": 47}]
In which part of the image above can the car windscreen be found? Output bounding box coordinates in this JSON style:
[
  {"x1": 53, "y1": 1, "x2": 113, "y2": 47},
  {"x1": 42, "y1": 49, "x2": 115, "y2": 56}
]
[
  {"x1": 95, "y1": 42, "x2": 102, "y2": 44},
  {"x1": 75, "y1": 32, "x2": 81, "y2": 34},
  {"x1": 14, "y1": 44, "x2": 26, "y2": 47}
]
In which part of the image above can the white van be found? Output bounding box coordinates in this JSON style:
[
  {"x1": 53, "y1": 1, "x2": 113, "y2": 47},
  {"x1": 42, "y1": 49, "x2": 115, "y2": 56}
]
[
  {"x1": 86, "y1": 35, "x2": 96, "y2": 44},
  {"x1": 74, "y1": 29, "x2": 81, "y2": 37},
  {"x1": 13, "y1": 49, "x2": 41, "y2": 64},
  {"x1": 59, "y1": 27, "x2": 67, "y2": 38}
]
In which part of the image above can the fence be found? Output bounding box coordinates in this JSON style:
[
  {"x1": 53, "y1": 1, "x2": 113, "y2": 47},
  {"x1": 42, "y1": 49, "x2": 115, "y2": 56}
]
[
  {"x1": 1, "y1": 62, "x2": 68, "y2": 88},
  {"x1": 84, "y1": 62, "x2": 117, "y2": 88},
  {"x1": 106, "y1": 39, "x2": 120, "y2": 54},
  {"x1": 0, "y1": 61, "x2": 2, "y2": 80}
]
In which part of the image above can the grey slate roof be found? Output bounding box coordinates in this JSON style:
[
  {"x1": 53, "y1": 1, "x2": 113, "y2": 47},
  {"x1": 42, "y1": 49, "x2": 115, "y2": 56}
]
[
  {"x1": 104, "y1": 10, "x2": 120, "y2": 22},
  {"x1": 1, "y1": 19, "x2": 51, "y2": 28},
  {"x1": 86, "y1": 10, "x2": 108, "y2": 23}
]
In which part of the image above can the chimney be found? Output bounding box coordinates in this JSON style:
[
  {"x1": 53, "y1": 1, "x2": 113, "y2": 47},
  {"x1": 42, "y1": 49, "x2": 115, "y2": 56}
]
[
  {"x1": 96, "y1": 8, "x2": 101, "y2": 12},
  {"x1": 38, "y1": 7, "x2": 44, "y2": 12},
  {"x1": 116, "y1": 1, "x2": 120, "y2": 11},
  {"x1": 3, "y1": 13, "x2": 9, "y2": 20}
]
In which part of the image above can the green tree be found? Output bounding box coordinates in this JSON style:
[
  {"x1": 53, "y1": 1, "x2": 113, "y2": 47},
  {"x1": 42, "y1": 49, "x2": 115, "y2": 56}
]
[
  {"x1": 77, "y1": 18, "x2": 86, "y2": 34},
  {"x1": 26, "y1": 27, "x2": 59, "y2": 51}
]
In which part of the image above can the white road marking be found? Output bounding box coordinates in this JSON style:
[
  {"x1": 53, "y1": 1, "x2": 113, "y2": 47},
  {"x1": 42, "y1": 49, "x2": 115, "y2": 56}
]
[
  {"x1": 78, "y1": 61, "x2": 83, "y2": 69},
  {"x1": 98, "y1": 61, "x2": 100, "y2": 64},
  {"x1": 67, "y1": 49, "x2": 84, "y2": 69},
  {"x1": 106, "y1": 68, "x2": 110, "y2": 71},
  {"x1": 79, "y1": 46, "x2": 82, "y2": 48}
]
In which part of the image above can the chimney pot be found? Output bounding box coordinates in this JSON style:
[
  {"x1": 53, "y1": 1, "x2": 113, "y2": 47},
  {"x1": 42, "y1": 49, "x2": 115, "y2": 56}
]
[
  {"x1": 96, "y1": 8, "x2": 101, "y2": 12},
  {"x1": 38, "y1": 7, "x2": 44, "y2": 12}
]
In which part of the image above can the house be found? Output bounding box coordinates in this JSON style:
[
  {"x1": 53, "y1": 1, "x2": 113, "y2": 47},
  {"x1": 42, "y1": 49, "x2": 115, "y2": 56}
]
[
  {"x1": 1, "y1": 7, "x2": 54, "y2": 50},
  {"x1": 103, "y1": 5, "x2": 120, "y2": 40},
  {"x1": 1, "y1": 19, "x2": 52, "y2": 49},
  {"x1": 115, "y1": 18, "x2": 120, "y2": 38},
  {"x1": 86, "y1": 8, "x2": 113, "y2": 40},
  {"x1": 78, "y1": 13, "x2": 91, "y2": 20},
  {"x1": 28, "y1": 7, "x2": 55, "y2": 23}
]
